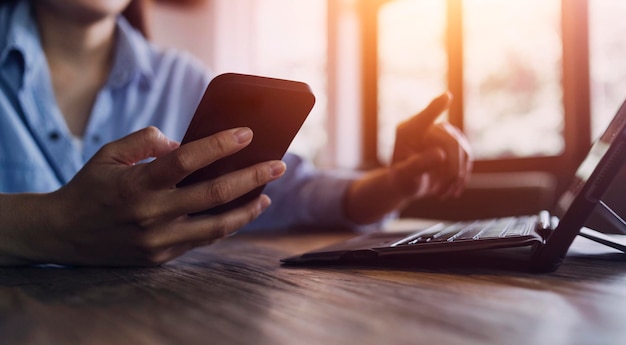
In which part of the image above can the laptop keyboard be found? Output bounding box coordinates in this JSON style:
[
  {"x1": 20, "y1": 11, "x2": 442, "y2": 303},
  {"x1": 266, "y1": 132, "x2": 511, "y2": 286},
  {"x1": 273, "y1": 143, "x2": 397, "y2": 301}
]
[{"x1": 390, "y1": 215, "x2": 540, "y2": 247}]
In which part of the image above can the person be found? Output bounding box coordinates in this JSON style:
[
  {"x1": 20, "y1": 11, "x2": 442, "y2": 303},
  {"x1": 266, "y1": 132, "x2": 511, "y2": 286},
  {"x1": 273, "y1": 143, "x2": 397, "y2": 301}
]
[{"x1": 0, "y1": 0, "x2": 472, "y2": 266}]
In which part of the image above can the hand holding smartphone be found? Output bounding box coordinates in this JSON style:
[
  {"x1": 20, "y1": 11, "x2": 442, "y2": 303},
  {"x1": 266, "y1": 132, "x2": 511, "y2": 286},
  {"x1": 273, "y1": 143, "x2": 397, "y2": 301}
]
[{"x1": 177, "y1": 73, "x2": 316, "y2": 215}]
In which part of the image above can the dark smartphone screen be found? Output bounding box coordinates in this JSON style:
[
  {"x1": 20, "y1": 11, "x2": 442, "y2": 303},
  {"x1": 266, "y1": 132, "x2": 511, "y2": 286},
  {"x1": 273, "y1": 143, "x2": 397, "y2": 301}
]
[{"x1": 176, "y1": 73, "x2": 315, "y2": 215}]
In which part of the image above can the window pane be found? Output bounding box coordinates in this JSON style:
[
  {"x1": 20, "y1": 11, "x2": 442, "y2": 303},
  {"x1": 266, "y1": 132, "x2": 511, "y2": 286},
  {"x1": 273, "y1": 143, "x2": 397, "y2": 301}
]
[
  {"x1": 589, "y1": 1, "x2": 626, "y2": 141},
  {"x1": 254, "y1": 0, "x2": 328, "y2": 161},
  {"x1": 464, "y1": 0, "x2": 563, "y2": 159},
  {"x1": 152, "y1": 1, "x2": 327, "y2": 163},
  {"x1": 377, "y1": 0, "x2": 447, "y2": 163}
]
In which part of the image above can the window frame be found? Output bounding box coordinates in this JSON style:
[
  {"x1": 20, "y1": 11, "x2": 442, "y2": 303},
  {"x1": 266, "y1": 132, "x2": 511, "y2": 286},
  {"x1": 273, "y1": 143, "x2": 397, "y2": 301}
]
[{"x1": 344, "y1": 0, "x2": 593, "y2": 195}]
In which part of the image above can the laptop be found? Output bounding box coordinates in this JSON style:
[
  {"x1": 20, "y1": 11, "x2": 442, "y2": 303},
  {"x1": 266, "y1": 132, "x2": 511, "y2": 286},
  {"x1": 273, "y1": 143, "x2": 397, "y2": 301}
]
[{"x1": 282, "y1": 100, "x2": 626, "y2": 273}]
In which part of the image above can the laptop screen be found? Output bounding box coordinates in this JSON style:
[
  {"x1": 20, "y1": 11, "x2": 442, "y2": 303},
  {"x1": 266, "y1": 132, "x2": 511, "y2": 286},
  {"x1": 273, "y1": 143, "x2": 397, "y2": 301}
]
[{"x1": 554, "y1": 100, "x2": 626, "y2": 219}]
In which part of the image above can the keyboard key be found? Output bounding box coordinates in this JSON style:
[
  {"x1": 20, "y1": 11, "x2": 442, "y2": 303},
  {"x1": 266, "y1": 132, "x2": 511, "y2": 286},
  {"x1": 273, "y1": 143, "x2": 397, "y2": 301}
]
[
  {"x1": 501, "y1": 216, "x2": 536, "y2": 236},
  {"x1": 449, "y1": 220, "x2": 492, "y2": 241},
  {"x1": 474, "y1": 217, "x2": 516, "y2": 239},
  {"x1": 391, "y1": 213, "x2": 542, "y2": 247}
]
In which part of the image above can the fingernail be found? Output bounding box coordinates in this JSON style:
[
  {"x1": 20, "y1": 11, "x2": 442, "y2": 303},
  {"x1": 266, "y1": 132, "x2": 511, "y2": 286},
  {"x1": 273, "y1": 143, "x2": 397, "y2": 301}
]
[
  {"x1": 234, "y1": 127, "x2": 252, "y2": 143},
  {"x1": 259, "y1": 195, "x2": 271, "y2": 212},
  {"x1": 269, "y1": 161, "x2": 286, "y2": 177},
  {"x1": 434, "y1": 91, "x2": 452, "y2": 106},
  {"x1": 169, "y1": 139, "x2": 180, "y2": 149}
]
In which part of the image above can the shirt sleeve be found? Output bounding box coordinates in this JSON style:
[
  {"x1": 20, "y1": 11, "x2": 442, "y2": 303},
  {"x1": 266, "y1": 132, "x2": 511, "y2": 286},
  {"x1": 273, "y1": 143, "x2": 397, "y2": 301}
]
[{"x1": 239, "y1": 153, "x2": 395, "y2": 233}]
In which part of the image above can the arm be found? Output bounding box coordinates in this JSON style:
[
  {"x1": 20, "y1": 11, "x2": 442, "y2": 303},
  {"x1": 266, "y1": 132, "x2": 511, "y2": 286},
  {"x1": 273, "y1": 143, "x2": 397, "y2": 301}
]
[
  {"x1": 344, "y1": 92, "x2": 473, "y2": 224},
  {"x1": 0, "y1": 126, "x2": 285, "y2": 266}
]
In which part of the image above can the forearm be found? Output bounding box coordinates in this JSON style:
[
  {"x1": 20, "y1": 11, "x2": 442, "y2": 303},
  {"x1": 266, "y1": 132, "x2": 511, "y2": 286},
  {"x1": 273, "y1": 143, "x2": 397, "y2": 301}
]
[
  {"x1": 257, "y1": 154, "x2": 399, "y2": 229},
  {"x1": 343, "y1": 167, "x2": 407, "y2": 225},
  {"x1": 0, "y1": 192, "x2": 59, "y2": 266}
]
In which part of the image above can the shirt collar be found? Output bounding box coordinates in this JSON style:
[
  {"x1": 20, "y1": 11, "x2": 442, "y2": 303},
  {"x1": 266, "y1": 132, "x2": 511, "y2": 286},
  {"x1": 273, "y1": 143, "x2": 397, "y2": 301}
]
[
  {"x1": 0, "y1": 1, "x2": 155, "y2": 90},
  {"x1": 108, "y1": 16, "x2": 155, "y2": 89},
  {"x1": 0, "y1": 0, "x2": 43, "y2": 81}
]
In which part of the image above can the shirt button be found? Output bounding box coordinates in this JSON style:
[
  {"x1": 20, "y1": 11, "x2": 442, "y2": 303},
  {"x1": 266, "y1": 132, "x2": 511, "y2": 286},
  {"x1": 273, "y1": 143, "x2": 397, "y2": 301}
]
[
  {"x1": 92, "y1": 135, "x2": 101, "y2": 144},
  {"x1": 113, "y1": 71, "x2": 129, "y2": 84},
  {"x1": 49, "y1": 131, "x2": 60, "y2": 141}
]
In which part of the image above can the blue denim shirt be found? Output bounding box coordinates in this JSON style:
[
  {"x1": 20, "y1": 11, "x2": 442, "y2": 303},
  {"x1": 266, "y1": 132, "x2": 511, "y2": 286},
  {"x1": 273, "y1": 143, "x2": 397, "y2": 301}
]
[{"x1": 0, "y1": 0, "x2": 361, "y2": 231}]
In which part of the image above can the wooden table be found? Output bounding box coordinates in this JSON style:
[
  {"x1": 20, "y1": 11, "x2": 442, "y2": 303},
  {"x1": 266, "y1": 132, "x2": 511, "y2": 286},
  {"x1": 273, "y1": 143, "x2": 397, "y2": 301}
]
[{"x1": 2, "y1": 227, "x2": 626, "y2": 345}]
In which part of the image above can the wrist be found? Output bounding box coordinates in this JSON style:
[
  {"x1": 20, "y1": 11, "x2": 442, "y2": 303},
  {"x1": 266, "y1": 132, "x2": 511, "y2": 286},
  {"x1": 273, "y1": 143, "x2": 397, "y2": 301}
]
[
  {"x1": 344, "y1": 168, "x2": 407, "y2": 225},
  {"x1": 0, "y1": 192, "x2": 62, "y2": 265}
]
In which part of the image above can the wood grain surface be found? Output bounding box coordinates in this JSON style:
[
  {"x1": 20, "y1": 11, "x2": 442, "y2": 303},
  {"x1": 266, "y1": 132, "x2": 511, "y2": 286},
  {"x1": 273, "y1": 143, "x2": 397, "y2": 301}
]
[{"x1": 1, "y1": 230, "x2": 626, "y2": 345}]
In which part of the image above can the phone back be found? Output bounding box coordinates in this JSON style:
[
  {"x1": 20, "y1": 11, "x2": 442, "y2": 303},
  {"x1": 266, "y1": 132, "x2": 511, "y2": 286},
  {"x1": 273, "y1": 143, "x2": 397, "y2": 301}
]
[{"x1": 177, "y1": 73, "x2": 315, "y2": 215}]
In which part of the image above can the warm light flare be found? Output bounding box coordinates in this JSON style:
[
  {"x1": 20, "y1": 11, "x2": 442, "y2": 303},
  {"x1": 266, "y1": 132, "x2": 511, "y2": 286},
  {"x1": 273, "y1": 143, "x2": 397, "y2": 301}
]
[{"x1": 377, "y1": 0, "x2": 563, "y2": 161}]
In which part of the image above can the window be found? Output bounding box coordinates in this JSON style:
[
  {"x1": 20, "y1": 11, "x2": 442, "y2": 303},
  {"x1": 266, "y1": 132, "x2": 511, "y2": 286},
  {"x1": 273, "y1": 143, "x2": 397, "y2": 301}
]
[
  {"x1": 462, "y1": 0, "x2": 563, "y2": 159},
  {"x1": 250, "y1": 1, "x2": 328, "y2": 161},
  {"x1": 377, "y1": 0, "x2": 447, "y2": 164},
  {"x1": 376, "y1": 0, "x2": 565, "y2": 163},
  {"x1": 334, "y1": 0, "x2": 617, "y2": 196},
  {"x1": 153, "y1": 0, "x2": 617, "y2": 190},
  {"x1": 378, "y1": 0, "x2": 563, "y2": 162},
  {"x1": 589, "y1": 0, "x2": 626, "y2": 140},
  {"x1": 152, "y1": 0, "x2": 328, "y2": 162}
]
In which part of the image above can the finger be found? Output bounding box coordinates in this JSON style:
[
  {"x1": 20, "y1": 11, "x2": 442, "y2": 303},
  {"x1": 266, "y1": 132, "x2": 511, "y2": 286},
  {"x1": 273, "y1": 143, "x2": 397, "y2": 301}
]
[
  {"x1": 428, "y1": 124, "x2": 473, "y2": 199},
  {"x1": 150, "y1": 194, "x2": 272, "y2": 248},
  {"x1": 450, "y1": 152, "x2": 473, "y2": 198},
  {"x1": 390, "y1": 149, "x2": 446, "y2": 193},
  {"x1": 425, "y1": 126, "x2": 461, "y2": 177},
  {"x1": 454, "y1": 144, "x2": 473, "y2": 196},
  {"x1": 98, "y1": 126, "x2": 179, "y2": 165},
  {"x1": 440, "y1": 122, "x2": 472, "y2": 161},
  {"x1": 162, "y1": 160, "x2": 286, "y2": 217},
  {"x1": 430, "y1": 124, "x2": 472, "y2": 173},
  {"x1": 400, "y1": 91, "x2": 453, "y2": 135},
  {"x1": 143, "y1": 127, "x2": 253, "y2": 188},
  {"x1": 441, "y1": 123, "x2": 472, "y2": 194}
]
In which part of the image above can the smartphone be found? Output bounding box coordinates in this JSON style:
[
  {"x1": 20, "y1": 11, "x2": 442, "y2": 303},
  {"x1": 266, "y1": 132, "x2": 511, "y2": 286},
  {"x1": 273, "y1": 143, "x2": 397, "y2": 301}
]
[{"x1": 176, "y1": 73, "x2": 316, "y2": 215}]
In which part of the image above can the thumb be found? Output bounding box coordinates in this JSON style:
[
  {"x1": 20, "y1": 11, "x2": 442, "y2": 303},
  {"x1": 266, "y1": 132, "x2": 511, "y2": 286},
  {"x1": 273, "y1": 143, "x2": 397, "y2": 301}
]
[{"x1": 101, "y1": 126, "x2": 179, "y2": 165}]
